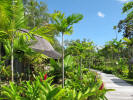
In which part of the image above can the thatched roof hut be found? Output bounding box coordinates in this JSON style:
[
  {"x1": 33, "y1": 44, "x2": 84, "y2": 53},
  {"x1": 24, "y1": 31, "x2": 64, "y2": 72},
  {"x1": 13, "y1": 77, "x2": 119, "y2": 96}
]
[{"x1": 20, "y1": 29, "x2": 61, "y2": 59}]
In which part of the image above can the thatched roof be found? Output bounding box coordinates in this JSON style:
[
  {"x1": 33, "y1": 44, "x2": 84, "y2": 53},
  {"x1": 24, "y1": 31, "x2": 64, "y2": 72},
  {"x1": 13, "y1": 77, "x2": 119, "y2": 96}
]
[{"x1": 20, "y1": 29, "x2": 61, "y2": 59}]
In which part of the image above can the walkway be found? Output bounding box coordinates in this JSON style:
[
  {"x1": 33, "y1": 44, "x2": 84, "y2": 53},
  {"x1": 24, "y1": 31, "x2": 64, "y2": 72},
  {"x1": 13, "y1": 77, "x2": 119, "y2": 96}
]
[{"x1": 92, "y1": 69, "x2": 133, "y2": 100}]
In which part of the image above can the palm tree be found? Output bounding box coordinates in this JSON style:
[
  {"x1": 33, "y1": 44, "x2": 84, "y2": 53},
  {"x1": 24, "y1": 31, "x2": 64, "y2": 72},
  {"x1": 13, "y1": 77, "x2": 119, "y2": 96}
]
[
  {"x1": 52, "y1": 11, "x2": 83, "y2": 88},
  {"x1": 0, "y1": 0, "x2": 25, "y2": 81}
]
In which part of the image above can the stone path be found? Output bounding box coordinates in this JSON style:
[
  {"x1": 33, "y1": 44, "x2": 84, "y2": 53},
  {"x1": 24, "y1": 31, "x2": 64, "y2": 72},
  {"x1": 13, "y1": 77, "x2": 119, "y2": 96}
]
[{"x1": 92, "y1": 69, "x2": 133, "y2": 100}]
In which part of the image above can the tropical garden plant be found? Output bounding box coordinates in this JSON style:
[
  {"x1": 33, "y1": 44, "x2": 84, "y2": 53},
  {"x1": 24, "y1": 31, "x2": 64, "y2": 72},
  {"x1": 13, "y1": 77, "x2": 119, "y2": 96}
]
[
  {"x1": 0, "y1": 0, "x2": 26, "y2": 81},
  {"x1": 51, "y1": 11, "x2": 83, "y2": 88},
  {"x1": 0, "y1": 69, "x2": 113, "y2": 100}
]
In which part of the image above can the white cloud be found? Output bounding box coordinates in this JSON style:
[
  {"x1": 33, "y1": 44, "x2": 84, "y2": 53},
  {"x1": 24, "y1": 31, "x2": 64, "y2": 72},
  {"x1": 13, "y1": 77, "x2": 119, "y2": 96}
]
[
  {"x1": 117, "y1": 0, "x2": 131, "y2": 3},
  {"x1": 97, "y1": 12, "x2": 105, "y2": 18}
]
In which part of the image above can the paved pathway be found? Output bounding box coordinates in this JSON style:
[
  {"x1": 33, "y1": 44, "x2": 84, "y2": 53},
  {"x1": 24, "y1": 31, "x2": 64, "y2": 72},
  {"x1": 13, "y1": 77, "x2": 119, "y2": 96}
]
[{"x1": 92, "y1": 69, "x2": 133, "y2": 100}]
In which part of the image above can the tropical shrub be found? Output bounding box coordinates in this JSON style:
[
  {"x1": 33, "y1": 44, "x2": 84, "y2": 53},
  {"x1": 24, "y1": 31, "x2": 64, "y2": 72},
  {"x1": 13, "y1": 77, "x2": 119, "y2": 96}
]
[
  {"x1": 114, "y1": 58, "x2": 128, "y2": 75},
  {"x1": 0, "y1": 70, "x2": 113, "y2": 100},
  {"x1": 65, "y1": 67, "x2": 113, "y2": 100},
  {"x1": 0, "y1": 73, "x2": 63, "y2": 100},
  {"x1": 0, "y1": 65, "x2": 11, "y2": 81},
  {"x1": 49, "y1": 55, "x2": 74, "y2": 84}
]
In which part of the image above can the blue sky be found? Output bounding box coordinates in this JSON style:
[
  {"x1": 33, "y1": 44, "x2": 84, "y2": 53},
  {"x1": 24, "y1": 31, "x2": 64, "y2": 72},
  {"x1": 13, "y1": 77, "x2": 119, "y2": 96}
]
[{"x1": 44, "y1": 0, "x2": 131, "y2": 46}]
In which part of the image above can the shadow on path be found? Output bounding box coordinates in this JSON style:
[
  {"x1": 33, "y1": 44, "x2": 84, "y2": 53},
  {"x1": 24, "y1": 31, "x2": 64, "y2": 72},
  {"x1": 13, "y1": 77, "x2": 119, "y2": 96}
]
[{"x1": 111, "y1": 78, "x2": 132, "y2": 86}]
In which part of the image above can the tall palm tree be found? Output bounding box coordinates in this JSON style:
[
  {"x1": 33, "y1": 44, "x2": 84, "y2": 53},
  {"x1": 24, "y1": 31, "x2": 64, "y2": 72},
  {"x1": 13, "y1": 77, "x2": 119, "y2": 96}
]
[
  {"x1": 0, "y1": 0, "x2": 25, "y2": 81},
  {"x1": 52, "y1": 11, "x2": 83, "y2": 88}
]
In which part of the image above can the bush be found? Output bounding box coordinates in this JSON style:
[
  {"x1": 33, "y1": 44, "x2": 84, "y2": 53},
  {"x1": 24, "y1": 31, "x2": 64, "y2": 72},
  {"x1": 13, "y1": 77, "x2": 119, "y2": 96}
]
[{"x1": 0, "y1": 72, "x2": 113, "y2": 100}]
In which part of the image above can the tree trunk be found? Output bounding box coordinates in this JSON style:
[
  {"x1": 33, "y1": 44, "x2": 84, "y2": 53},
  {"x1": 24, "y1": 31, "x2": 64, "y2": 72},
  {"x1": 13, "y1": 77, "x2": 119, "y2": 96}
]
[
  {"x1": 28, "y1": 63, "x2": 30, "y2": 80},
  {"x1": 0, "y1": 42, "x2": 1, "y2": 61},
  {"x1": 80, "y1": 56, "x2": 82, "y2": 79},
  {"x1": 0, "y1": 42, "x2": 2, "y2": 81},
  {"x1": 11, "y1": 40, "x2": 14, "y2": 82},
  {"x1": 34, "y1": 17, "x2": 36, "y2": 27},
  {"x1": 62, "y1": 32, "x2": 64, "y2": 88},
  {"x1": 115, "y1": 30, "x2": 117, "y2": 40}
]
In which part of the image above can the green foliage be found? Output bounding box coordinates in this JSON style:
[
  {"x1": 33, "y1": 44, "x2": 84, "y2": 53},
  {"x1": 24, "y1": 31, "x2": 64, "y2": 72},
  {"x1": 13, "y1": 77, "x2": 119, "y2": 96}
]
[
  {"x1": 123, "y1": 37, "x2": 133, "y2": 46},
  {"x1": 30, "y1": 53, "x2": 48, "y2": 74},
  {"x1": 1, "y1": 82, "x2": 23, "y2": 100},
  {"x1": 92, "y1": 58, "x2": 129, "y2": 77},
  {"x1": 65, "y1": 67, "x2": 114, "y2": 100},
  {"x1": 0, "y1": 0, "x2": 25, "y2": 31},
  {"x1": 65, "y1": 39, "x2": 95, "y2": 67},
  {"x1": 122, "y1": 1, "x2": 133, "y2": 18},
  {"x1": 117, "y1": 1, "x2": 133, "y2": 38},
  {"x1": 52, "y1": 11, "x2": 83, "y2": 34},
  {"x1": 64, "y1": 55, "x2": 74, "y2": 68},
  {"x1": 92, "y1": 65, "x2": 113, "y2": 74},
  {"x1": 4, "y1": 33, "x2": 33, "y2": 55},
  {"x1": 31, "y1": 25, "x2": 56, "y2": 43},
  {"x1": 49, "y1": 55, "x2": 74, "y2": 83},
  {"x1": 0, "y1": 65, "x2": 11, "y2": 80},
  {"x1": 24, "y1": 0, "x2": 49, "y2": 29},
  {"x1": 1, "y1": 75, "x2": 62, "y2": 100},
  {"x1": 93, "y1": 38, "x2": 132, "y2": 79},
  {"x1": 115, "y1": 58, "x2": 128, "y2": 75},
  {"x1": 1, "y1": 72, "x2": 112, "y2": 100},
  {"x1": 0, "y1": 58, "x2": 12, "y2": 81}
]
